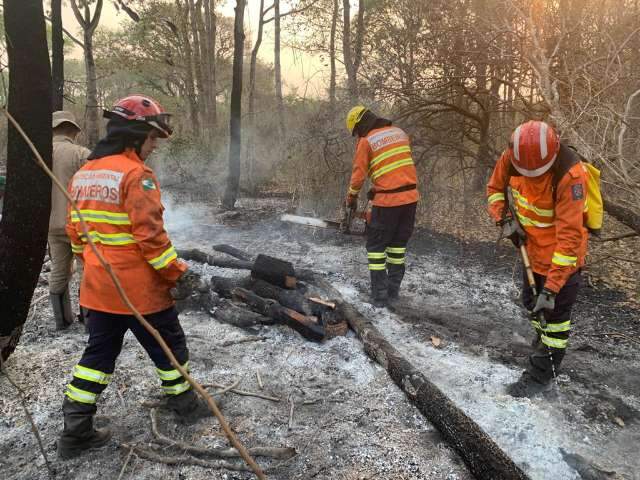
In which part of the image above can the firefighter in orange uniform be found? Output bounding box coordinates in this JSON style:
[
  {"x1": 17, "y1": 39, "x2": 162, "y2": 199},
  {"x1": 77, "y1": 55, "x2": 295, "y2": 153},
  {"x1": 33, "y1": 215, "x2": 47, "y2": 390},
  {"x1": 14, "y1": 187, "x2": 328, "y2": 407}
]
[
  {"x1": 487, "y1": 120, "x2": 588, "y2": 397},
  {"x1": 345, "y1": 106, "x2": 419, "y2": 307},
  {"x1": 58, "y1": 95, "x2": 208, "y2": 459}
]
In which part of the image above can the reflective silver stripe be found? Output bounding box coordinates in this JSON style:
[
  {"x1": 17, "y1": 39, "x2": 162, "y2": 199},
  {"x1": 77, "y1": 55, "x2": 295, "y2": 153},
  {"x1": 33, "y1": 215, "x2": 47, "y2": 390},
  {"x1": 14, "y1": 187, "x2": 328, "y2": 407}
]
[
  {"x1": 65, "y1": 384, "x2": 97, "y2": 404},
  {"x1": 513, "y1": 126, "x2": 522, "y2": 161},
  {"x1": 73, "y1": 365, "x2": 112, "y2": 385},
  {"x1": 539, "y1": 122, "x2": 548, "y2": 160}
]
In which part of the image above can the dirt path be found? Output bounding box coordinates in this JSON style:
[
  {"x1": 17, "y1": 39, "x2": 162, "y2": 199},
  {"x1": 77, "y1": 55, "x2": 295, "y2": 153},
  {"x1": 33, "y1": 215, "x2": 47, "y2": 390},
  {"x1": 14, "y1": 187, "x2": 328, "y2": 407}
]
[{"x1": 1, "y1": 196, "x2": 638, "y2": 479}]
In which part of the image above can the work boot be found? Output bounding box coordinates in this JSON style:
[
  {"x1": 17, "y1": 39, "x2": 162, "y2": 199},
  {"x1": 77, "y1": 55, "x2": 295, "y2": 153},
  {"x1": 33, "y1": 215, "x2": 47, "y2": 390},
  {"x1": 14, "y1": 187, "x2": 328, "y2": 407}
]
[
  {"x1": 506, "y1": 371, "x2": 552, "y2": 398},
  {"x1": 50, "y1": 289, "x2": 74, "y2": 330},
  {"x1": 370, "y1": 269, "x2": 389, "y2": 308},
  {"x1": 58, "y1": 398, "x2": 111, "y2": 459},
  {"x1": 165, "y1": 389, "x2": 215, "y2": 425},
  {"x1": 387, "y1": 263, "x2": 404, "y2": 300},
  {"x1": 529, "y1": 346, "x2": 565, "y2": 382}
]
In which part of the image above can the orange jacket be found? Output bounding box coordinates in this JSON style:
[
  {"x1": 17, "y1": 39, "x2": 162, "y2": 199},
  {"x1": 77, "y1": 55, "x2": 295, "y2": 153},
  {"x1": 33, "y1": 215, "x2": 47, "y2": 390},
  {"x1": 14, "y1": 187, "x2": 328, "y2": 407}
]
[
  {"x1": 66, "y1": 150, "x2": 187, "y2": 314},
  {"x1": 487, "y1": 149, "x2": 588, "y2": 293},
  {"x1": 348, "y1": 126, "x2": 420, "y2": 207}
]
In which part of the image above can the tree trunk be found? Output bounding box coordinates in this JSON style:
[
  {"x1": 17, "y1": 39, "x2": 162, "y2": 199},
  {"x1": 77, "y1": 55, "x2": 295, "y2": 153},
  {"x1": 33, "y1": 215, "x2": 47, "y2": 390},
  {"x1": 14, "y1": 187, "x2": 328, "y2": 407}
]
[
  {"x1": 342, "y1": 0, "x2": 365, "y2": 101},
  {"x1": 187, "y1": 0, "x2": 206, "y2": 130},
  {"x1": 222, "y1": 0, "x2": 246, "y2": 210},
  {"x1": 176, "y1": 0, "x2": 201, "y2": 137},
  {"x1": 274, "y1": 0, "x2": 285, "y2": 142},
  {"x1": 70, "y1": 0, "x2": 103, "y2": 147},
  {"x1": 205, "y1": 0, "x2": 217, "y2": 129},
  {"x1": 50, "y1": 0, "x2": 64, "y2": 111},
  {"x1": 329, "y1": 0, "x2": 338, "y2": 112},
  {"x1": 0, "y1": 0, "x2": 52, "y2": 361},
  {"x1": 247, "y1": 0, "x2": 266, "y2": 189}
]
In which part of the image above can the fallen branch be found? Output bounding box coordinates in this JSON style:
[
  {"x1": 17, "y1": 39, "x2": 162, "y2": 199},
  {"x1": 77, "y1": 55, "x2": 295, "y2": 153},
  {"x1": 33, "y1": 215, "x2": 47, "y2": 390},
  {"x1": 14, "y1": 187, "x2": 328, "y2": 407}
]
[
  {"x1": 593, "y1": 232, "x2": 638, "y2": 243},
  {"x1": 150, "y1": 408, "x2": 295, "y2": 459},
  {"x1": 586, "y1": 331, "x2": 640, "y2": 346},
  {"x1": 311, "y1": 274, "x2": 529, "y2": 480},
  {"x1": 256, "y1": 371, "x2": 264, "y2": 390},
  {"x1": 213, "y1": 244, "x2": 253, "y2": 261},
  {"x1": 203, "y1": 383, "x2": 281, "y2": 402},
  {"x1": 0, "y1": 356, "x2": 53, "y2": 479},
  {"x1": 117, "y1": 446, "x2": 135, "y2": 480},
  {"x1": 287, "y1": 395, "x2": 295, "y2": 430},
  {"x1": 121, "y1": 443, "x2": 253, "y2": 471},
  {"x1": 2, "y1": 109, "x2": 267, "y2": 480}
]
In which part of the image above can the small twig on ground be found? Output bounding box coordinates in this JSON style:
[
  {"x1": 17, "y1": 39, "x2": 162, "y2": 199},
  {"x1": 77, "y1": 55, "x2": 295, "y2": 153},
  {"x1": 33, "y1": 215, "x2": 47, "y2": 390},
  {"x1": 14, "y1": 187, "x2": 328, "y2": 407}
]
[
  {"x1": 0, "y1": 357, "x2": 54, "y2": 479},
  {"x1": 202, "y1": 383, "x2": 281, "y2": 402},
  {"x1": 220, "y1": 336, "x2": 267, "y2": 348},
  {"x1": 587, "y1": 331, "x2": 640, "y2": 346},
  {"x1": 117, "y1": 447, "x2": 135, "y2": 480},
  {"x1": 302, "y1": 399, "x2": 320, "y2": 405},
  {"x1": 120, "y1": 443, "x2": 253, "y2": 471},
  {"x1": 27, "y1": 293, "x2": 49, "y2": 323},
  {"x1": 256, "y1": 371, "x2": 264, "y2": 390},
  {"x1": 593, "y1": 232, "x2": 638, "y2": 243},
  {"x1": 288, "y1": 395, "x2": 295, "y2": 430},
  {"x1": 149, "y1": 408, "x2": 295, "y2": 459},
  {"x1": 214, "y1": 379, "x2": 241, "y2": 396}
]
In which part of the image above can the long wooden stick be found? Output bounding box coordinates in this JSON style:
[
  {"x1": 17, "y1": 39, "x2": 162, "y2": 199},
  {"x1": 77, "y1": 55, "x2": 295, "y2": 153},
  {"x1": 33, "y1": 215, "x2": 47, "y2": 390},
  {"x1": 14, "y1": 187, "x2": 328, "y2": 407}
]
[{"x1": 2, "y1": 109, "x2": 266, "y2": 480}]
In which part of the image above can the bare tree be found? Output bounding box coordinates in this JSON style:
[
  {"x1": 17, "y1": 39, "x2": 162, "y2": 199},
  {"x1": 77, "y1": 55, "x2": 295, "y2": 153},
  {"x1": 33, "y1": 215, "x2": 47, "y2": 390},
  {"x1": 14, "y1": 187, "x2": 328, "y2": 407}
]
[
  {"x1": 51, "y1": 0, "x2": 65, "y2": 110},
  {"x1": 222, "y1": 0, "x2": 246, "y2": 209},
  {"x1": 0, "y1": 0, "x2": 52, "y2": 361},
  {"x1": 274, "y1": 0, "x2": 286, "y2": 140},
  {"x1": 342, "y1": 0, "x2": 364, "y2": 100},
  {"x1": 70, "y1": 0, "x2": 103, "y2": 147}
]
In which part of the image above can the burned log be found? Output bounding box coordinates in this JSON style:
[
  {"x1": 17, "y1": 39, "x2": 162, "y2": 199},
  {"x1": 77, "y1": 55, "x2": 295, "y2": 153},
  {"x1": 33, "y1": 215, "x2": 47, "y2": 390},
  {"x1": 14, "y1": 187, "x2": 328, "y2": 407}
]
[
  {"x1": 211, "y1": 275, "x2": 252, "y2": 298},
  {"x1": 179, "y1": 249, "x2": 253, "y2": 270},
  {"x1": 250, "y1": 278, "x2": 314, "y2": 315},
  {"x1": 232, "y1": 288, "x2": 324, "y2": 342},
  {"x1": 251, "y1": 254, "x2": 297, "y2": 289},
  {"x1": 312, "y1": 275, "x2": 529, "y2": 480},
  {"x1": 212, "y1": 244, "x2": 253, "y2": 261},
  {"x1": 214, "y1": 300, "x2": 275, "y2": 329},
  {"x1": 604, "y1": 199, "x2": 640, "y2": 235}
]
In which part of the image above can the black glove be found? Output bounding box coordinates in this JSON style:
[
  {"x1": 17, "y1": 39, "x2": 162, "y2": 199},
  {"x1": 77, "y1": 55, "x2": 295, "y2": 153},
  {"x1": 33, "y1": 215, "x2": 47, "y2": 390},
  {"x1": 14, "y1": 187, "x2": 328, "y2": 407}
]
[
  {"x1": 171, "y1": 269, "x2": 208, "y2": 301},
  {"x1": 500, "y1": 217, "x2": 526, "y2": 247},
  {"x1": 533, "y1": 288, "x2": 556, "y2": 314}
]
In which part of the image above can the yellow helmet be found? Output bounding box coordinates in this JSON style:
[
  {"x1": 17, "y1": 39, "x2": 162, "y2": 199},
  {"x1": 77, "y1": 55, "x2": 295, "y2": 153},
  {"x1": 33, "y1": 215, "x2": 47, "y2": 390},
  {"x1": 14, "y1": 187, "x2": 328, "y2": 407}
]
[{"x1": 346, "y1": 105, "x2": 368, "y2": 134}]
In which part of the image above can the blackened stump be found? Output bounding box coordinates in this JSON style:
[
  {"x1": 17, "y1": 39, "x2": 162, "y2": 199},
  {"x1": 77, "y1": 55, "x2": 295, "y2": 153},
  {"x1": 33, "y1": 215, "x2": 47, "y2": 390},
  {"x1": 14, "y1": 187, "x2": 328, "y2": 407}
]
[{"x1": 251, "y1": 254, "x2": 296, "y2": 289}]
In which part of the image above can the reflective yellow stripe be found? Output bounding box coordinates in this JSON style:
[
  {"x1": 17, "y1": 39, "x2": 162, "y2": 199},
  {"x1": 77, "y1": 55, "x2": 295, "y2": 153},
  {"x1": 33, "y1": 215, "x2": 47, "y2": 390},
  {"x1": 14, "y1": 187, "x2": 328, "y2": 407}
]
[
  {"x1": 65, "y1": 384, "x2": 97, "y2": 404},
  {"x1": 156, "y1": 361, "x2": 189, "y2": 381},
  {"x1": 370, "y1": 158, "x2": 415, "y2": 181},
  {"x1": 73, "y1": 365, "x2": 112, "y2": 385},
  {"x1": 516, "y1": 211, "x2": 553, "y2": 228},
  {"x1": 367, "y1": 252, "x2": 386, "y2": 259},
  {"x1": 368, "y1": 146, "x2": 412, "y2": 172},
  {"x1": 81, "y1": 231, "x2": 136, "y2": 246},
  {"x1": 71, "y1": 243, "x2": 84, "y2": 254},
  {"x1": 162, "y1": 381, "x2": 191, "y2": 395},
  {"x1": 552, "y1": 252, "x2": 577, "y2": 267},
  {"x1": 512, "y1": 189, "x2": 554, "y2": 217},
  {"x1": 368, "y1": 264, "x2": 386, "y2": 271},
  {"x1": 541, "y1": 335, "x2": 568, "y2": 349},
  {"x1": 386, "y1": 257, "x2": 405, "y2": 265},
  {"x1": 488, "y1": 192, "x2": 505, "y2": 205},
  {"x1": 531, "y1": 320, "x2": 571, "y2": 333},
  {"x1": 386, "y1": 247, "x2": 406, "y2": 254},
  {"x1": 149, "y1": 246, "x2": 178, "y2": 270},
  {"x1": 348, "y1": 186, "x2": 360, "y2": 195},
  {"x1": 71, "y1": 209, "x2": 131, "y2": 225}
]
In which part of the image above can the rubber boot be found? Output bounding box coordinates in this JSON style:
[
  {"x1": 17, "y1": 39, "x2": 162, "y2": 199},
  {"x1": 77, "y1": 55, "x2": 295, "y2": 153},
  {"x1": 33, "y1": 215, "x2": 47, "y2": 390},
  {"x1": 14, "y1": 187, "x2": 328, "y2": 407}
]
[
  {"x1": 165, "y1": 389, "x2": 215, "y2": 425},
  {"x1": 506, "y1": 348, "x2": 565, "y2": 398},
  {"x1": 387, "y1": 263, "x2": 405, "y2": 303},
  {"x1": 58, "y1": 398, "x2": 111, "y2": 459},
  {"x1": 369, "y1": 270, "x2": 388, "y2": 308},
  {"x1": 50, "y1": 289, "x2": 74, "y2": 330}
]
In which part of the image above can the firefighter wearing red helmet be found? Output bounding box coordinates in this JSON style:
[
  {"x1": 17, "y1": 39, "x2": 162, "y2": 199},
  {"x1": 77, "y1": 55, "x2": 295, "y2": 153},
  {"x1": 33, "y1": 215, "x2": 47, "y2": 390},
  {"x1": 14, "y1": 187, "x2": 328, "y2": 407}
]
[
  {"x1": 487, "y1": 120, "x2": 588, "y2": 397},
  {"x1": 57, "y1": 94, "x2": 210, "y2": 459}
]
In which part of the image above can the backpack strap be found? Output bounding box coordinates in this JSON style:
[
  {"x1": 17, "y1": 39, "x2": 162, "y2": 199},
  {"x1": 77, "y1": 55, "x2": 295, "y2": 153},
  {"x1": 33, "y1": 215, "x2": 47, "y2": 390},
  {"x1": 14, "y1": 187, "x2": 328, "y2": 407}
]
[{"x1": 551, "y1": 144, "x2": 580, "y2": 202}]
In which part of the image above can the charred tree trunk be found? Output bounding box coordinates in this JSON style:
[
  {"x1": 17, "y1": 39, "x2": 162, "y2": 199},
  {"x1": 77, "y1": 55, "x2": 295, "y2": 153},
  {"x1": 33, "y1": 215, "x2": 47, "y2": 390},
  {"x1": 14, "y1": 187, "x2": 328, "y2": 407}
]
[
  {"x1": 187, "y1": 0, "x2": 206, "y2": 128},
  {"x1": 604, "y1": 200, "x2": 640, "y2": 234},
  {"x1": 0, "y1": 0, "x2": 53, "y2": 361},
  {"x1": 177, "y1": 0, "x2": 201, "y2": 137},
  {"x1": 50, "y1": 0, "x2": 64, "y2": 111},
  {"x1": 247, "y1": 0, "x2": 266, "y2": 189},
  {"x1": 70, "y1": 0, "x2": 103, "y2": 147},
  {"x1": 274, "y1": 0, "x2": 285, "y2": 143},
  {"x1": 311, "y1": 275, "x2": 529, "y2": 480},
  {"x1": 342, "y1": 0, "x2": 364, "y2": 100},
  {"x1": 222, "y1": 0, "x2": 246, "y2": 210}
]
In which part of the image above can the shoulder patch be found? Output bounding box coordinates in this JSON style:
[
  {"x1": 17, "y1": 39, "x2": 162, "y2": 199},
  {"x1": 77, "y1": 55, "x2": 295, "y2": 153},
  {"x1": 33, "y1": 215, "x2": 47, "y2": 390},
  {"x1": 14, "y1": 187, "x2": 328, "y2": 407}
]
[
  {"x1": 571, "y1": 183, "x2": 584, "y2": 201},
  {"x1": 141, "y1": 178, "x2": 157, "y2": 191}
]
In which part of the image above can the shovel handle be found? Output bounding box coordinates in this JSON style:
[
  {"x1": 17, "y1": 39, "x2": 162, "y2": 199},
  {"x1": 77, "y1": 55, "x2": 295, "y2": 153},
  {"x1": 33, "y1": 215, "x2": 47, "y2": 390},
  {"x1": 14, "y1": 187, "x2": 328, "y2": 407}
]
[{"x1": 519, "y1": 244, "x2": 538, "y2": 297}]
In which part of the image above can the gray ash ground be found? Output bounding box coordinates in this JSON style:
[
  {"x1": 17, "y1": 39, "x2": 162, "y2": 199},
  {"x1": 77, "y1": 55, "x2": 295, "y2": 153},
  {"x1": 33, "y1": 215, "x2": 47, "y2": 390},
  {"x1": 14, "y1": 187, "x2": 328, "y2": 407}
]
[{"x1": 1, "y1": 194, "x2": 638, "y2": 480}]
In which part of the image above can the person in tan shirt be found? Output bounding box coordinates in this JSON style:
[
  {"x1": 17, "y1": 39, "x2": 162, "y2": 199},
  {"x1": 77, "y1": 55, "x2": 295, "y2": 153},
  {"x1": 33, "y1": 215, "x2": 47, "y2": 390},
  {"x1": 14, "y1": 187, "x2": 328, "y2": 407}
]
[{"x1": 49, "y1": 111, "x2": 90, "y2": 330}]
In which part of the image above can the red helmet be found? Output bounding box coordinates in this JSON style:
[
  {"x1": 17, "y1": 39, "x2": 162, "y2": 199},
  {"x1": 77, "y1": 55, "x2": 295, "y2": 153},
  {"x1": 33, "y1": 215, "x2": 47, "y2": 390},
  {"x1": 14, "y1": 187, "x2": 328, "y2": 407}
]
[
  {"x1": 510, "y1": 120, "x2": 559, "y2": 177},
  {"x1": 104, "y1": 94, "x2": 173, "y2": 138}
]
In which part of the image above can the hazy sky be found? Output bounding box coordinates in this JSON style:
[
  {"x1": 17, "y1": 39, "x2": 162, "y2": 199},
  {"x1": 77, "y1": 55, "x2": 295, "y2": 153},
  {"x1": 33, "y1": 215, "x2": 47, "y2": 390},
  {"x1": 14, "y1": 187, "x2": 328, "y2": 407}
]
[{"x1": 60, "y1": 1, "x2": 326, "y2": 97}]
